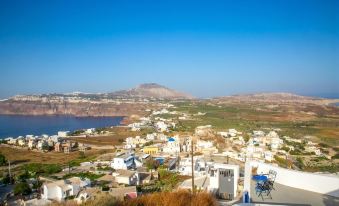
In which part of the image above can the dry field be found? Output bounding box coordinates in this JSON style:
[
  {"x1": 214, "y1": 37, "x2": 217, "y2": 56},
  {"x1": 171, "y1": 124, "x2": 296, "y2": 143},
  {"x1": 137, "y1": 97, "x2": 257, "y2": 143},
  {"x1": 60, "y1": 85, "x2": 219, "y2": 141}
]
[
  {"x1": 0, "y1": 145, "x2": 106, "y2": 165},
  {"x1": 70, "y1": 126, "x2": 152, "y2": 146}
]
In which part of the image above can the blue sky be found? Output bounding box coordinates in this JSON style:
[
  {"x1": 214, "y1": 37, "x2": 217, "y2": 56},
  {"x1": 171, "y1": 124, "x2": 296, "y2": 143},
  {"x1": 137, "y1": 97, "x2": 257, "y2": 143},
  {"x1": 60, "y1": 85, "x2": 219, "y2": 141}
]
[{"x1": 0, "y1": 0, "x2": 338, "y2": 98}]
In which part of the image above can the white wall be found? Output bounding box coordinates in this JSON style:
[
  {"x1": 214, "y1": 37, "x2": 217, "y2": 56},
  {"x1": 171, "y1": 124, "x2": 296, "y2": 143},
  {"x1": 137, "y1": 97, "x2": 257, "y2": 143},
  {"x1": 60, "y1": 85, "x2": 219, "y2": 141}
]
[
  {"x1": 42, "y1": 185, "x2": 63, "y2": 201},
  {"x1": 246, "y1": 161, "x2": 339, "y2": 198}
]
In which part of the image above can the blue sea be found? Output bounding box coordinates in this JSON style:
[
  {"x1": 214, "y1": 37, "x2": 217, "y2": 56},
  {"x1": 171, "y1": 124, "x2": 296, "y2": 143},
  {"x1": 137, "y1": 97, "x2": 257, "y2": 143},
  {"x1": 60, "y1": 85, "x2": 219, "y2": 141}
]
[{"x1": 0, "y1": 115, "x2": 123, "y2": 138}]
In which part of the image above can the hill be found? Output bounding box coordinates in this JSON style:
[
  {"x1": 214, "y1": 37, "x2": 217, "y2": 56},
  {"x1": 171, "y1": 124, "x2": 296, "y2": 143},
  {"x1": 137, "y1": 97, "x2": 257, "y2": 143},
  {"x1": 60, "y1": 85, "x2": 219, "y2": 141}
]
[
  {"x1": 215, "y1": 92, "x2": 338, "y2": 105},
  {"x1": 109, "y1": 83, "x2": 193, "y2": 99}
]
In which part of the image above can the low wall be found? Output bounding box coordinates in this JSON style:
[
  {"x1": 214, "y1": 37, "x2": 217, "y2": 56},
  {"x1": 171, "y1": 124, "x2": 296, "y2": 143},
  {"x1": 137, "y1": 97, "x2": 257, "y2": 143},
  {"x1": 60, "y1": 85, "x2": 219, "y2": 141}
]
[{"x1": 250, "y1": 161, "x2": 339, "y2": 197}]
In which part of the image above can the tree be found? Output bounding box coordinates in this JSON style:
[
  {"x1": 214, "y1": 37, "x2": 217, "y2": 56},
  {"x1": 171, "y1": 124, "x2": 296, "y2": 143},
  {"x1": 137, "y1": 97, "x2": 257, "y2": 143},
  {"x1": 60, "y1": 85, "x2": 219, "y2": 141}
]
[
  {"x1": 1, "y1": 173, "x2": 11, "y2": 184},
  {"x1": 0, "y1": 153, "x2": 7, "y2": 166},
  {"x1": 41, "y1": 144, "x2": 49, "y2": 151},
  {"x1": 17, "y1": 170, "x2": 30, "y2": 182},
  {"x1": 14, "y1": 182, "x2": 31, "y2": 195}
]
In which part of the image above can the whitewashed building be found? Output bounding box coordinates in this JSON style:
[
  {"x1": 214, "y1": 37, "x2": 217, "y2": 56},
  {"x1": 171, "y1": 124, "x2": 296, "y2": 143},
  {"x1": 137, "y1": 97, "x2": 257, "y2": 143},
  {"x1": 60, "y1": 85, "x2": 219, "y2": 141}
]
[
  {"x1": 111, "y1": 153, "x2": 135, "y2": 170},
  {"x1": 162, "y1": 136, "x2": 180, "y2": 154},
  {"x1": 41, "y1": 177, "x2": 91, "y2": 202}
]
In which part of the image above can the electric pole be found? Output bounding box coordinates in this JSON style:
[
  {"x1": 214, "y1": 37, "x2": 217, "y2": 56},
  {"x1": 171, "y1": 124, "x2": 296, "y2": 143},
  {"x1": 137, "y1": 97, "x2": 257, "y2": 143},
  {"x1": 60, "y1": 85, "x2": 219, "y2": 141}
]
[
  {"x1": 8, "y1": 160, "x2": 12, "y2": 184},
  {"x1": 191, "y1": 137, "x2": 195, "y2": 195}
]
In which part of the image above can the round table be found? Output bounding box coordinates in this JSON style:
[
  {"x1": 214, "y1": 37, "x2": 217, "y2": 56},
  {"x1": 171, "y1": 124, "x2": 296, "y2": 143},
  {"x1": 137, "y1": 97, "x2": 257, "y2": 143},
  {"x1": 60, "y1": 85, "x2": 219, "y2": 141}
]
[{"x1": 252, "y1": 175, "x2": 268, "y2": 183}]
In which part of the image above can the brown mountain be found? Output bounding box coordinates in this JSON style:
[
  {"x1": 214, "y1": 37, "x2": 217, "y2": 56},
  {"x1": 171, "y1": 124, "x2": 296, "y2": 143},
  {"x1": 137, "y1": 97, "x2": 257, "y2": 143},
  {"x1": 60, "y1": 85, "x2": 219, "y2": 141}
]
[{"x1": 109, "y1": 83, "x2": 193, "y2": 99}]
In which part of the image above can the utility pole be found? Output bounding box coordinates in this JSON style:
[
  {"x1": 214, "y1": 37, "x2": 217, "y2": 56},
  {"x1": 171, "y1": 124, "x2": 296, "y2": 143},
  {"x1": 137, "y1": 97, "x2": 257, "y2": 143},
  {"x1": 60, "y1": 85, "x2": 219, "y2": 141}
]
[
  {"x1": 191, "y1": 137, "x2": 195, "y2": 195},
  {"x1": 8, "y1": 160, "x2": 12, "y2": 184}
]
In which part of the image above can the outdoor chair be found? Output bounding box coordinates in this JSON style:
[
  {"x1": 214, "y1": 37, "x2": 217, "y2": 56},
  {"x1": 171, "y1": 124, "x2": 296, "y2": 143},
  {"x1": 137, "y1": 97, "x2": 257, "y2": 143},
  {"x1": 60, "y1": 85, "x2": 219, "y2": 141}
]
[
  {"x1": 255, "y1": 180, "x2": 273, "y2": 200},
  {"x1": 265, "y1": 169, "x2": 277, "y2": 190}
]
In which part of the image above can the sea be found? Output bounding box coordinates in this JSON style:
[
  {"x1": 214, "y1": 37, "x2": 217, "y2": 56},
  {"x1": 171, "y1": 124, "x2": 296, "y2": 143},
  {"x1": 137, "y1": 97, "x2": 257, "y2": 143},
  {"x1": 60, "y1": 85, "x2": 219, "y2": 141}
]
[{"x1": 0, "y1": 115, "x2": 123, "y2": 139}]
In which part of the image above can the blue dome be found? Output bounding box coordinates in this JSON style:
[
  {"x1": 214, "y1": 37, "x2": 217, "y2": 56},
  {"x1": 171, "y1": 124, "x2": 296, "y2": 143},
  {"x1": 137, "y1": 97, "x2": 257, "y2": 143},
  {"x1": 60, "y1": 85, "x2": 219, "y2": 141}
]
[{"x1": 168, "y1": 137, "x2": 175, "y2": 142}]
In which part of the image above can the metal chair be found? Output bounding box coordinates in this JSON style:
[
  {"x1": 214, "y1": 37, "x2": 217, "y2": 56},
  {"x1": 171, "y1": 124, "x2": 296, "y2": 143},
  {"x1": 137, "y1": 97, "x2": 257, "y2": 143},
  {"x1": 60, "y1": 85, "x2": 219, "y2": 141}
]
[
  {"x1": 255, "y1": 180, "x2": 273, "y2": 200},
  {"x1": 266, "y1": 169, "x2": 277, "y2": 190}
]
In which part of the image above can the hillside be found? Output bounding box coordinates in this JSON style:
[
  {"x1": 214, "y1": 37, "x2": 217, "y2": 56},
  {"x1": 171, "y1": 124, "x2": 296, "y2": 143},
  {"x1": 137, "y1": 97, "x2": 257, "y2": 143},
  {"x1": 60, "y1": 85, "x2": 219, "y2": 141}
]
[
  {"x1": 215, "y1": 92, "x2": 338, "y2": 105},
  {"x1": 0, "y1": 83, "x2": 191, "y2": 117}
]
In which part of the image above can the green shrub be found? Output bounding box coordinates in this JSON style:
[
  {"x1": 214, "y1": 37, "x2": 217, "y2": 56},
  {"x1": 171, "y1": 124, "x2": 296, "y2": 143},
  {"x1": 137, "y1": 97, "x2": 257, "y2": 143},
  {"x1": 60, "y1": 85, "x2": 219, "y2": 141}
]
[
  {"x1": 0, "y1": 154, "x2": 7, "y2": 166},
  {"x1": 23, "y1": 163, "x2": 62, "y2": 176},
  {"x1": 14, "y1": 182, "x2": 31, "y2": 195}
]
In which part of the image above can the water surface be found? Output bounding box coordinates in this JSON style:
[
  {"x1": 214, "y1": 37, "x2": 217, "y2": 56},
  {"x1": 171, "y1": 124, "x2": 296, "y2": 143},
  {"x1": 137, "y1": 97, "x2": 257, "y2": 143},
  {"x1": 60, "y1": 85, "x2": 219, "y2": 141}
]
[{"x1": 0, "y1": 115, "x2": 123, "y2": 138}]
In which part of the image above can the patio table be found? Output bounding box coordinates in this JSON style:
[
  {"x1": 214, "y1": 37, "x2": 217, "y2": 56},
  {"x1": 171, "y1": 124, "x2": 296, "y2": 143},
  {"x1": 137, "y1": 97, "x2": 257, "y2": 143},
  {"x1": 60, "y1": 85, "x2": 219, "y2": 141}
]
[{"x1": 252, "y1": 175, "x2": 268, "y2": 183}]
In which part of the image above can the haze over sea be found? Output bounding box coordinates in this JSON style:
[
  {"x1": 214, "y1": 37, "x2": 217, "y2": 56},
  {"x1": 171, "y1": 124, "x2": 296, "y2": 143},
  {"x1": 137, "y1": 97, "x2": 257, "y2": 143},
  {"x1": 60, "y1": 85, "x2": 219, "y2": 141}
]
[{"x1": 0, "y1": 115, "x2": 123, "y2": 139}]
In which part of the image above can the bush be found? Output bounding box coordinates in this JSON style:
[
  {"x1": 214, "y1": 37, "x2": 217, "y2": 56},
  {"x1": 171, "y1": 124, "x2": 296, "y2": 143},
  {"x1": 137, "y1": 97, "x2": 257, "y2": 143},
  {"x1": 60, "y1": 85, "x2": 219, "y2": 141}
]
[
  {"x1": 17, "y1": 170, "x2": 30, "y2": 182},
  {"x1": 1, "y1": 173, "x2": 11, "y2": 184},
  {"x1": 0, "y1": 154, "x2": 7, "y2": 166},
  {"x1": 123, "y1": 190, "x2": 217, "y2": 206},
  {"x1": 14, "y1": 182, "x2": 31, "y2": 195},
  {"x1": 332, "y1": 153, "x2": 339, "y2": 159},
  {"x1": 24, "y1": 163, "x2": 62, "y2": 176},
  {"x1": 63, "y1": 172, "x2": 103, "y2": 181},
  {"x1": 145, "y1": 158, "x2": 160, "y2": 171},
  {"x1": 81, "y1": 194, "x2": 120, "y2": 206}
]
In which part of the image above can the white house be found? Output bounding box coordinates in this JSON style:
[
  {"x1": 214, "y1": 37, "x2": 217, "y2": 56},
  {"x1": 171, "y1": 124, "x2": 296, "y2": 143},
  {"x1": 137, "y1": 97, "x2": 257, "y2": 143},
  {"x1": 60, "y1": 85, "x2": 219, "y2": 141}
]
[
  {"x1": 6, "y1": 137, "x2": 17, "y2": 145},
  {"x1": 17, "y1": 138, "x2": 26, "y2": 147},
  {"x1": 264, "y1": 151, "x2": 274, "y2": 162},
  {"x1": 41, "y1": 177, "x2": 91, "y2": 202},
  {"x1": 111, "y1": 153, "x2": 135, "y2": 170},
  {"x1": 113, "y1": 170, "x2": 139, "y2": 186},
  {"x1": 155, "y1": 121, "x2": 168, "y2": 132},
  {"x1": 28, "y1": 139, "x2": 38, "y2": 149},
  {"x1": 162, "y1": 136, "x2": 180, "y2": 154},
  {"x1": 85, "y1": 128, "x2": 96, "y2": 135},
  {"x1": 270, "y1": 137, "x2": 283, "y2": 150},
  {"x1": 146, "y1": 133, "x2": 156, "y2": 141},
  {"x1": 58, "y1": 131, "x2": 70, "y2": 138},
  {"x1": 178, "y1": 156, "x2": 206, "y2": 177}
]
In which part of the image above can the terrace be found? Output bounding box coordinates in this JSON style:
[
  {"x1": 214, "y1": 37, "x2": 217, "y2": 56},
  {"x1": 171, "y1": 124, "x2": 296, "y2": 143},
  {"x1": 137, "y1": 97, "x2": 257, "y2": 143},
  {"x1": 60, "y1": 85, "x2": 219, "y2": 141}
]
[{"x1": 241, "y1": 161, "x2": 339, "y2": 206}]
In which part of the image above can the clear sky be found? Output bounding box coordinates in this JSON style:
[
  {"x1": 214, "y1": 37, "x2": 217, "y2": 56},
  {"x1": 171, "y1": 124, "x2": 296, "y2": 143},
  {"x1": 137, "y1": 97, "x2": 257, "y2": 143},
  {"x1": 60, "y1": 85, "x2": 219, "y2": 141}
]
[{"x1": 0, "y1": 0, "x2": 338, "y2": 98}]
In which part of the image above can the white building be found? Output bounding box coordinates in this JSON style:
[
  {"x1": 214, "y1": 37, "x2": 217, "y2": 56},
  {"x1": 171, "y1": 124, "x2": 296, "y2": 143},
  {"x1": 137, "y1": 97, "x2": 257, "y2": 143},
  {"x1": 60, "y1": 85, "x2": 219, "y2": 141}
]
[
  {"x1": 113, "y1": 170, "x2": 139, "y2": 186},
  {"x1": 146, "y1": 133, "x2": 156, "y2": 141},
  {"x1": 155, "y1": 121, "x2": 168, "y2": 132},
  {"x1": 41, "y1": 177, "x2": 91, "y2": 202},
  {"x1": 196, "y1": 140, "x2": 218, "y2": 154},
  {"x1": 264, "y1": 151, "x2": 274, "y2": 162},
  {"x1": 111, "y1": 153, "x2": 135, "y2": 170},
  {"x1": 6, "y1": 137, "x2": 17, "y2": 145},
  {"x1": 58, "y1": 131, "x2": 70, "y2": 138},
  {"x1": 28, "y1": 139, "x2": 38, "y2": 149},
  {"x1": 85, "y1": 128, "x2": 95, "y2": 135},
  {"x1": 178, "y1": 156, "x2": 206, "y2": 177},
  {"x1": 162, "y1": 136, "x2": 180, "y2": 154},
  {"x1": 17, "y1": 138, "x2": 26, "y2": 147}
]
